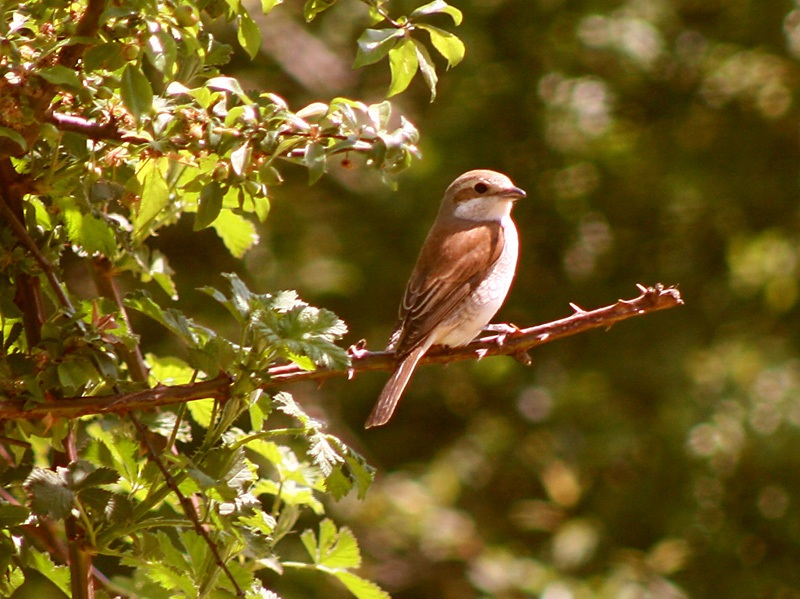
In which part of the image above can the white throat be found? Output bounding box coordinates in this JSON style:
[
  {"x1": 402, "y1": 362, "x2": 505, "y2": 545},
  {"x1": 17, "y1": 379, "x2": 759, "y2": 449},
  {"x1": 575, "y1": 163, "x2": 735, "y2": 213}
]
[{"x1": 453, "y1": 196, "x2": 513, "y2": 222}]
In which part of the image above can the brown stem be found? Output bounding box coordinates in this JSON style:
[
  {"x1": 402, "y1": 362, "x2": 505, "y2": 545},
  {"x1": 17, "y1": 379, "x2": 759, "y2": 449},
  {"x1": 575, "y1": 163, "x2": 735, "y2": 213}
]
[
  {"x1": 0, "y1": 285, "x2": 682, "y2": 420},
  {"x1": 128, "y1": 413, "x2": 245, "y2": 597},
  {"x1": 0, "y1": 158, "x2": 46, "y2": 345},
  {"x1": 91, "y1": 257, "x2": 149, "y2": 383},
  {"x1": 47, "y1": 112, "x2": 150, "y2": 145},
  {"x1": 58, "y1": 0, "x2": 108, "y2": 69}
]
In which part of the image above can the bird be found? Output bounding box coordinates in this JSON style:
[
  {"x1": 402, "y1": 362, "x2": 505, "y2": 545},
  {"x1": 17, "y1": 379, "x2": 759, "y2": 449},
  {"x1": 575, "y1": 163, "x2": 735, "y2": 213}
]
[{"x1": 366, "y1": 169, "x2": 526, "y2": 428}]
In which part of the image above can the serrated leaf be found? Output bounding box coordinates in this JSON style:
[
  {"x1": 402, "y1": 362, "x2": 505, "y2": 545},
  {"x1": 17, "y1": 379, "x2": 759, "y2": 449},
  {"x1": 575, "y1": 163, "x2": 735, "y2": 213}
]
[
  {"x1": 195, "y1": 181, "x2": 225, "y2": 230},
  {"x1": 237, "y1": 11, "x2": 262, "y2": 59},
  {"x1": 387, "y1": 38, "x2": 418, "y2": 97},
  {"x1": 69, "y1": 462, "x2": 120, "y2": 489},
  {"x1": 25, "y1": 468, "x2": 73, "y2": 520},
  {"x1": 410, "y1": 0, "x2": 463, "y2": 25},
  {"x1": 309, "y1": 433, "x2": 343, "y2": 477},
  {"x1": 30, "y1": 550, "x2": 71, "y2": 596},
  {"x1": 63, "y1": 206, "x2": 116, "y2": 257},
  {"x1": 353, "y1": 28, "x2": 404, "y2": 68},
  {"x1": 321, "y1": 525, "x2": 361, "y2": 569},
  {"x1": 211, "y1": 210, "x2": 259, "y2": 258},
  {"x1": 412, "y1": 38, "x2": 438, "y2": 101},
  {"x1": 187, "y1": 398, "x2": 216, "y2": 428},
  {"x1": 120, "y1": 64, "x2": 153, "y2": 123},
  {"x1": 418, "y1": 23, "x2": 465, "y2": 67},
  {"x1": 329, "y1": 569, "x2": 391, "y2": 599}
]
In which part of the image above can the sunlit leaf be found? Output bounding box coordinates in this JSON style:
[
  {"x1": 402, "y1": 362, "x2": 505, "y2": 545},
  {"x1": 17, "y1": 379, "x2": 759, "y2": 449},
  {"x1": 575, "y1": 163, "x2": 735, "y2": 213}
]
[
  {"x1": 210, "y1": 210, "x2": 259, "y2": 258},
  {"x1": 120, "y1": 64, "x2": 153, "y2": 123},
  {"x1": 353, "y1": 28, "x2": 404, "y2": 68},
  {"x1": 417, "y1": 23, "x2": 465, "y2": 67},
  {"x1": 410, "y1": 0, "x2": 463, "y2": 25},
  {"x1": 412, "y1": 38, "x2": 438, "y2": 101},
  {"x1": 195, "y1": 181, "x2": 225, "y2": 230},
  {"x1": 39, "y1": 65, "x2": 83, "y2": 89},
  {"x1": 387, "y1": 38, "x2": 419, "y2": 97},
  {"x1": 237, "y1": 11, "x2": 262, "y2": 59}
]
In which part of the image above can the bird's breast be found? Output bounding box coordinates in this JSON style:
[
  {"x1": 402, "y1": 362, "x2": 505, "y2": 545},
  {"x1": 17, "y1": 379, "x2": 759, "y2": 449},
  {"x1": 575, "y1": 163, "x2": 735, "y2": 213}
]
[{"x1": 432, "y1": 217, "x2": 519, "y2": 347}]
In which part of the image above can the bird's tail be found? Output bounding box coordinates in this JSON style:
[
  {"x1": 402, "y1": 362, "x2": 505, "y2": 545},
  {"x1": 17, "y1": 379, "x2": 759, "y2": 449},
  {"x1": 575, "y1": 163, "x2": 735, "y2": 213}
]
[{"x1": 365, "y1": 345, "x2": 427, "y2": 428}]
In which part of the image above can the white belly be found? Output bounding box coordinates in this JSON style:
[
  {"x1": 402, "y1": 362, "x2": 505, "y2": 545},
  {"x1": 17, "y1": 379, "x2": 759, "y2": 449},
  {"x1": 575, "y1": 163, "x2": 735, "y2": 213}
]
[{"x1": 432, "y1": 217, "x2": 519, "y2": 347}]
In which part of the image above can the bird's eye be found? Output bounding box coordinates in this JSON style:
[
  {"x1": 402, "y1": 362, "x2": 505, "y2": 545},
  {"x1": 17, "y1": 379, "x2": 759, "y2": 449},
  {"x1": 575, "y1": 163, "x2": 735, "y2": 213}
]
[{"x1": 474, "y1": 182, "x2": 488, "y2": 194}]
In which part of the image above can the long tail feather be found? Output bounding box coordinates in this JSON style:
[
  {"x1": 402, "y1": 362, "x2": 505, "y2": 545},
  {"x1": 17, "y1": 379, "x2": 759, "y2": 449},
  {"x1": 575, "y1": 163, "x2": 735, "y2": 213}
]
[{"x1": 365, "y1": 346, "x2": 427, "y2": 428}]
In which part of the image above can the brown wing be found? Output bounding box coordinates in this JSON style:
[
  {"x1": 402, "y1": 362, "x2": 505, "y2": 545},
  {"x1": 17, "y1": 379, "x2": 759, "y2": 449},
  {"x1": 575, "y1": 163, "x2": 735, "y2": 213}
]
[{"x1": 390, "y1": 220, "x2": 504, "y2": 357}]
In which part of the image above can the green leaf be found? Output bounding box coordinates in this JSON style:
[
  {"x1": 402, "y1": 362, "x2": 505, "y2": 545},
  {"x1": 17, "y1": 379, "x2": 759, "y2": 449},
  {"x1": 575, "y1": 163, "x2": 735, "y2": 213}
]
[
  {"x1": 303, "y1": 0, "x2": 336, "y2": 21},
  {"x1": 412, "y1": 38, "x2": 438, "y2": 101},
  {"x1": 63, "y1": 205, "x2": 117, "y2": 257},
  {"x1": 145, "y1": 353, "x2": 195, "y2": 385},
  {"x1": 353, "y1": 28, "x2": 404, "y2": 68},
  {"x1": 125, "y1": 290, "x2": 210, "y2": 346},
  {"x1": 207, "y1": 76, "x2": 245, "y2": 96},
  {"x1": 187, "y1": 398, "x2": 215, "y2": 428},
  {"x1": 417, "y1": 23, "x2": 465, "y2": 68},
  {"x1": 120, "y1": 64, "x2": 154, "y2": 124},
  {"x1": 39, "y1": 65, "x2": 83, "y2": 90},
  {"x1": 0, "y1": 126, "x2": 27, "y2": 152},
  {"x1": 68, "y1": 462, "x2": 120, "y2": 489},
  {"x1": 308, "y1": 433, "x2": 343, "y2": 478},
  {"x1": 305, "y1": 142, "x2": 327, "y2": 184},
  {"x1": 387, "y1": 38, "x2": 419, "y2": 97},
  {"x1": 30, "y1": 550, "x2": 71, "y2": 596},
  {"x1": 195, "y1": 181, "x2": 225, "y2": 230},
  {"x1": 0, "y1": 504, "x2": 29, "y2": 527},
  {"x1": 237, "y1": 11, "x2": 262, "y2": 59},
  {"x1": 261, "y1": 0, "x2": 283, "y2": 13},
  {"x1": 24, "y1": 469, "x2": 73, "y2": 520},
  {"x1": 329, "y1": 569, "x2": 391, "y2": 599},
  {"x1": 410, "y1": 0, "x2": 463, "y2": 25},
  {"x1": 210, "y1": 210, "x2": 259, "y2": 258},
  {"x1": 133, "y1": 158, "x2": 170, "y2": 241},
  {"x1": 321, "y1": 524, "x2": 360, "y2": 567},
  {"x1": 57, "y1": 358, "x2": 98, "y2": 393},
  {"x1": 231, "y1": 142, "x2": 252, "y2": 175}
]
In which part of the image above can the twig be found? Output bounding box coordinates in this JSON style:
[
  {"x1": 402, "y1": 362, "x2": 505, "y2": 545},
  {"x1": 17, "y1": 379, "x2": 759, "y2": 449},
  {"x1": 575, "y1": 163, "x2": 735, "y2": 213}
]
[
  {"x1": 91, "y1": 257, "x2": 149, "y2": 383},
  {"x1": 48, "y1": 112, "x2": 150, "y2": 145},
  {"x1": 0, "y1": 285, "x2": 682, "y2": 420},
  {"x1": 128, "y1": 413, "x2": 245, "y2": 597},
  {"x1": 0, "y1": 185, "x2": 75, "y2": 313},
  {"x1": 58, "y1": 0, "x2": 107, "y2": 69}
]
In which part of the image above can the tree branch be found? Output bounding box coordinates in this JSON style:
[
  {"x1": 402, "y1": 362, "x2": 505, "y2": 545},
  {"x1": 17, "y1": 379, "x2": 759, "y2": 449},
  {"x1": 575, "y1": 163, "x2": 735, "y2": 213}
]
[
  {"x1": 0, "y1": 285, "x2": 682, "y2": 420},
  {"x1": 58, "y1": 0, "x2": 108, "y2": 69},
  {"x1": 47, "y1": 112, "x2": 150, "y2": 145}
]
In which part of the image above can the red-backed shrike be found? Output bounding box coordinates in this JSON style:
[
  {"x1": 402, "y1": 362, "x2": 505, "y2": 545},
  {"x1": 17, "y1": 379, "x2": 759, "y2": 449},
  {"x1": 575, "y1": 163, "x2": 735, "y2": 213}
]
[{"x1": 366, "y1": 170, "x2": 525, "y2": 428}]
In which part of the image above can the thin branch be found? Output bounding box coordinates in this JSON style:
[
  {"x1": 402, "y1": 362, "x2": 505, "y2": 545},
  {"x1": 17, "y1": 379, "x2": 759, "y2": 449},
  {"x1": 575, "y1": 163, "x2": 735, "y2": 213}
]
[
  {"x1": 91, "y1": 257, "x2": 149, "y2": 383},
  {"x1": 0, "y1": 285, "x2": 682, "y2": 420},
  {"x1": 0, "y1": 182, "x2": 75, "y2": 313},
  {"x1": 48, "y1": 112, "x2": 150, "y2": 145},
  {"x1": 128, "y1": 413, "x2": 245, "y2": 597},
  {"x1": 58, "y1": 0, "x2": 108, "y2": 69},
  {"x1": 1, "y1": 158, "x2": 47, "y2": 344}
]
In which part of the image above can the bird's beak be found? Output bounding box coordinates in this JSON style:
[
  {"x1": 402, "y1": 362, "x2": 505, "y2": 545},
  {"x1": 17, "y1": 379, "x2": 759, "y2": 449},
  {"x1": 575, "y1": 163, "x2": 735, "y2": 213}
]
[{"x1": 503, "y1": 186, "x2": 527, "y2": 200}]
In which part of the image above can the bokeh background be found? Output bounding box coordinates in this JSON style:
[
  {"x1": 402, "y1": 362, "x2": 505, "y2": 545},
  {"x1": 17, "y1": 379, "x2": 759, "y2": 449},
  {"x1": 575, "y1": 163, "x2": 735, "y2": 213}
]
[{"x1": 153, "y1": 0, "x2": 800, "y2": 597}]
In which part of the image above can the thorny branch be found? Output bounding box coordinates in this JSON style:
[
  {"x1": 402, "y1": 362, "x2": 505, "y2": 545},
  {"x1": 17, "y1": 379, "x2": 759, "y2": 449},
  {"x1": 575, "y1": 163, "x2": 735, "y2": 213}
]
[{"x1": 0, "y1": 284, "x2": 683, "y2": 420}]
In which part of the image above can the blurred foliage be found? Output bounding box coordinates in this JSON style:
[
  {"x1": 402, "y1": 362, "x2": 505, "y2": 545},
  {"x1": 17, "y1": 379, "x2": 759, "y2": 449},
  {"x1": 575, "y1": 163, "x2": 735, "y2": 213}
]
[{"x1": 4, "y1": 0, "x2": 800, "y2": 598}]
